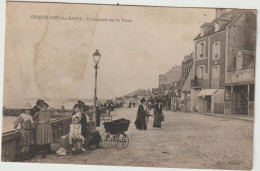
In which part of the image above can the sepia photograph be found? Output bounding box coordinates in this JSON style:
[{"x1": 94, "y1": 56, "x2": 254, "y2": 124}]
[{"x1": 0, "y1": 1, "x2": 258, "y2": 171}]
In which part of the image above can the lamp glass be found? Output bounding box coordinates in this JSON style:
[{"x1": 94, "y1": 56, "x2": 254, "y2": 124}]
[{"x1": 93, "y1": 50, "x2": 101, "y2": 64}]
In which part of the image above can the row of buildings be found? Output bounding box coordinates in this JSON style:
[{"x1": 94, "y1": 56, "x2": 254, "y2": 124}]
[{"x1": 153, "y1": 9, "x2": 256, "y2": 115}]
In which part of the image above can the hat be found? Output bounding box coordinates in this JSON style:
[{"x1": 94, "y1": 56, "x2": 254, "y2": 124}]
[
  {"x1": 42, "y1": 102, "x2": 49, "y2": 108},
  {"x1": 22, "y1": 103, "x2": 33, "y2": 110},
  {"x1": 36, "y1": 99, "x2": 45, "y2": 106},
  {"x1": 78, "y1": 100, "x2": 84, "y2": 105},
  {"x1": 140, "y1": 98, "x2": 146, "y2": 103},
  {"x1": 72, "y1": 114, "x2": 81, "y2": 121},
  {"x1": 73, "y1": 104, "x2": 81, "y2": 109}
]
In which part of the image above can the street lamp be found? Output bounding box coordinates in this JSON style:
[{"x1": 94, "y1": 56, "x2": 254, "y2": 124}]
[{"x1": 93, "y1": 49, "x2": 101, "y2": 110}]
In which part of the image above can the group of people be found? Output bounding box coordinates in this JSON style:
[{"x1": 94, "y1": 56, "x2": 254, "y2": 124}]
[
  {"x1": 69, "y1": 101, "x2": 101, "y2": 152},
  {"x1": 13, "y1": 99, "x2": 102, "y2": 161},
  {"x1": 134, "y1": 98, "x2": 164, "y2": 130},
  {"x1": 13, "y1": 100, "x2": 54, "y2": 161},
  {"x1": 128, "y1": 102, "x2": 136, "y2": 108}
]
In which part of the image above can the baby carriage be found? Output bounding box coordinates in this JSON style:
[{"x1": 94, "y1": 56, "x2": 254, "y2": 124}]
[{"x1": 100, "y1": 118, "x2": 130, "y2": 150}]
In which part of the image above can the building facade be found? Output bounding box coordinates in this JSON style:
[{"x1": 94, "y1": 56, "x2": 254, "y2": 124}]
[
  {"x1": 223, "y1": 9, "x2": 256, "y2": 115},
  {"x1": 190, "y1": 9, "x2": 256, "y2": 115},
  {"x1": 179, "y1": 52, "x2": 194, "y2": 112}
]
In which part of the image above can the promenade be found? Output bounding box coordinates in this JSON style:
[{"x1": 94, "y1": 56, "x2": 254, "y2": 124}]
[{"x1": 27, "y1": 108, "x2": 253, "y2": 170}]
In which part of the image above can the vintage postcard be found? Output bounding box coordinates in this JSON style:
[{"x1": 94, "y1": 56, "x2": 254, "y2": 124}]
[{"x1": 1, "y1": 1, "x2": 257, "y2": 170}]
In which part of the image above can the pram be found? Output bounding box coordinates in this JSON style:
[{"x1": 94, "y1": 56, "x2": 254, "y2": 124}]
[{"x1": 100, "y1": 118, "x2": 130, "y2": 150}]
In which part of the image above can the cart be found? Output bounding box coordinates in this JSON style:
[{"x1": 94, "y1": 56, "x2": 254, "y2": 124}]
[{"x1": 100, "y1": 118, "x2": 130, "y2": 150}]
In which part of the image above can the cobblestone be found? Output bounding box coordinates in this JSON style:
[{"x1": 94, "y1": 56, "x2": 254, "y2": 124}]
[{"x1": 27, "y1": 108, "x2": 253, "y2": 170}]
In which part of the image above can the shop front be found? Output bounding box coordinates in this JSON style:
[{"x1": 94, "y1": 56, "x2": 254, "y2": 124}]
[
  {"x1": 224, "y1": 82, "x2": 254, "y2": 115},
  {"x1": 196, "y1": 88, "x2": 224, "y2": 114}
]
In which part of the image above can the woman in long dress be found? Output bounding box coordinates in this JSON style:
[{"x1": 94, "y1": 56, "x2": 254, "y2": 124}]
[
  {"x1": 33, "y1": 102, "x2": 53, "y2": 158},
  {"x1": 153, "y1": 100, "x2": 163, "y2": 129},
  {"x1": 134, "y1": 98, "x2": 148, "y2": 130}
]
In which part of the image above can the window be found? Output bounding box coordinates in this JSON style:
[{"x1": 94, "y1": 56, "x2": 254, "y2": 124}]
[
  {"x1": 212, "y1": 41, "x2": 221, "y2": 60},
  {"x1": 212, "y1": 65, "x2": 220, "y2": 79},
  {"x1": 197, "y1": 66, "x2": 204, "y2": 79},
  {"x1": 197, "y1": 41, "x2": 206, "y2": 59},
  {"x1": 236, "y1": 53, "x2": 243, "y2": 70},
  {"x1": 214, "y1": 22, "x2": 220, "y2": 32}
]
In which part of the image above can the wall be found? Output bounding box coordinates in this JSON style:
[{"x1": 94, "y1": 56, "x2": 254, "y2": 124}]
[
  {"x1": 181, "y1": 64, "x2": 194, "y2": 92},
  {"x1": 190, "y1": 89, "x2": 200, "y2": 111},
  {"x1": 213, "y1": 89, "x2": 225, "y2": 114},
  {"x1": 227, "y1": 13, "x2": 247, "y2": 72},
  {"x1": 182, "y1": 59, "x2": 193, "y2": 81},
  {"x1": 209, "y1": 31, "x2": 226, "y2": 88},
  {"x1": 197, "y1": 97, "x2": 208, "y2": 113},
  {"x1": 159, "y1": 75, "x2": 167, "y2": 85}
]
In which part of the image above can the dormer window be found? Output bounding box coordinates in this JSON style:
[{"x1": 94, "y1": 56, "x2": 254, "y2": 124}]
[
  {"x1": 214, "y1": 22, "x2": 220, "y2": 32},
  {"x1": 200, "y1": 27, "x2": 204, "y2": 37}
]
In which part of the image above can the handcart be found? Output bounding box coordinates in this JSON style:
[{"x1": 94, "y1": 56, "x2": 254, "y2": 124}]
[{"x1": 100, "y1": 118, "x2": 130, "y2": 150}]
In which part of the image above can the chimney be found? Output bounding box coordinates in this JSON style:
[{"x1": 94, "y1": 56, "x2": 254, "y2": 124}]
[{"x1": 216, "y1": 9, "x2": 228, "y2": 18}]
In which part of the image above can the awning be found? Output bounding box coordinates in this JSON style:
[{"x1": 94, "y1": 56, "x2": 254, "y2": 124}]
[
  {"x1": 225, "y1": 81, "x2": 254, "y2": 86},
  {"x1": 197, "y1": 89, "x2": 218, "y2": 97}
]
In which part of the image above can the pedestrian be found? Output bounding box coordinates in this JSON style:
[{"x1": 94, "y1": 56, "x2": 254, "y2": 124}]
[
  {"x1": 129, "y1": 102, "x2": 132, "y2": 108},
  {"x1": 31, "y1": 99, "x2": 54, "y2": 157},
  {"x1": 153, "y1": 99, "x2": 163, "y2": 129},
  {"x1": 13, "y1": 103, "x2": 34, "y2": 161},
  {"x1": 134, "y1": 98, "x2": 148, "y2": 130},
  {"x1": 33, "y1": 102, "x2": 53, "y2": 158}
]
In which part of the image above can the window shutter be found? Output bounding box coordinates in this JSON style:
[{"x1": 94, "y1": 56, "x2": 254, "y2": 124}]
[
  {"x1": 212, "y1": 43, "x2": 215, "y2": 59},
  {"x1": 218, "y1": 42, "x2": 221, "y2": 59},
  {"x1": 203, "y1": 41, "x2": 206, "y2": 58},
  {"x1": 196, "y1": 43, "x2": 200, "y2": 59}
]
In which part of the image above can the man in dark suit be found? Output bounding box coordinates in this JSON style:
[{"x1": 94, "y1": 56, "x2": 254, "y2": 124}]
[{"x1": 153, "y1": 99, "x2": 163, "y2": 129}]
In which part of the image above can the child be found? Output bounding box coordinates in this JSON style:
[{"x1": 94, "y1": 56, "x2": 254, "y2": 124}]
[
  {"x1": 13, "y1": 103, "x2": 34, "y2": 161},
  {"x1": 69, "y1": 115, "x2": 85, "y2": 152},
  {"x1": 33, "y1": 102, "x2": 53, "y2": 158}
]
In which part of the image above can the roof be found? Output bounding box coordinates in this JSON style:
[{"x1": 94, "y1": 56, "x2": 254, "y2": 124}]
[
  {"x1": 237, "y1": 50, "x2": 255, "y2": 69},
  {"x1": 181, "y1": 63, "x2": 194, "y2": 92},
  {"x1": 194, "y1": 9, "x2": 254, "y2": 40},
  {"x1": 182, "y1": 53, "x2": 194, "y2": 63},
  {"x1": 197, "y1": 89, "x2": 218, "y2": 97}
]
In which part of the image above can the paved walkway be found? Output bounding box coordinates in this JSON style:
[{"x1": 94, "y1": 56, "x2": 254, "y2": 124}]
[
  {"x1": 194, "y1": 112, "x2": 254, "y2": 122},
  {"x1": 26, "y1": 108, "x2": 254, "y2": 170}
]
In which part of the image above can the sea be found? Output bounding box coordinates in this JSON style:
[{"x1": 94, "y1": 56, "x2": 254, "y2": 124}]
[{"x1": 2, "y1": 98, "x2": 109, "y2": 133}]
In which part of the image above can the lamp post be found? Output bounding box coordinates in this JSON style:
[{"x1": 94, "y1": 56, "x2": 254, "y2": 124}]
[{"x1": 93, "y1": 49, "x2": 101, "y2": 110}]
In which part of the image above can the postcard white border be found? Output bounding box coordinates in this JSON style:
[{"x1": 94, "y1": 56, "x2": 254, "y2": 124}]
[{"x1": 0, "y1": 1, "x2": 259, "y2": 171}]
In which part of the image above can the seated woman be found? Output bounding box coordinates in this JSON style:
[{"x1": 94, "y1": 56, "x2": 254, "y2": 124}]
[{"x1": 69, "y1": 115, "x2": 85, "y2": 152}]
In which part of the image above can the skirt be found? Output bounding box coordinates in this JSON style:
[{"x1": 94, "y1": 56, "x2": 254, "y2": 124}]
[
  {"x1": 35, "y1": 123, "x2": 53, "y2": 145},
  {"x1": 19, "y1": 129, "x2": 34, "y2": 146},
  {"x1": 153, "y1": 115, "x2": 162, "y2": 128}
]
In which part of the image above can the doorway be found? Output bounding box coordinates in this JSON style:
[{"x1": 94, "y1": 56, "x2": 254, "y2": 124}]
[
  {"x1": 205, "y1": 96, "x2": 211, "y2": 113},
  {"x1": 231, "y1": 85, "x2": 248, "y2": 115}
]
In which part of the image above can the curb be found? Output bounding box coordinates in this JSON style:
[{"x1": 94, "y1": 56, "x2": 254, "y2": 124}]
[{"x1": 191, "y1": 112, "x2": 254, "y2": 123}]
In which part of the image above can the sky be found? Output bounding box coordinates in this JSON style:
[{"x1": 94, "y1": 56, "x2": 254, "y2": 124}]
[{"x1": 3, "y1": 2, "x2": 216, "y2": 105}]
